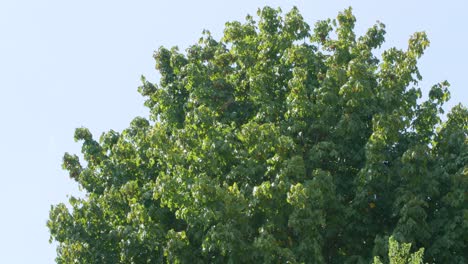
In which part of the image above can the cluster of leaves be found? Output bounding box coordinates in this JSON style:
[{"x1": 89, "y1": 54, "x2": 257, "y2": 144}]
[
  {"x1": 373, "y1": 237, "x2": 424, "y2": 264},
  {"x1": 48, "y1": 6, "x2": 467, "y2": 263}
]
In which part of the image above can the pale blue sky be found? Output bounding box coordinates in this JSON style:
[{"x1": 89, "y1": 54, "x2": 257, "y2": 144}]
[{"x1": 0, "y1": 1, "x2": 466, "y2": 263}]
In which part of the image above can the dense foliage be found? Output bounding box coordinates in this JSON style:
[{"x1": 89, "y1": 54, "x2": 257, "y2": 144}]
[
  {"x1": 48, "y1": 7, "x2": 467, "y2": 263},
  {"x1": 373, "y1": 237, "x2": 424, "y2": 264}
]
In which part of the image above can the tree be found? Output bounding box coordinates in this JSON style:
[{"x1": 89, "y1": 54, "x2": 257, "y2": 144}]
[{"x1": 48, "y1": 6, "x2": 467, "y2": 263}]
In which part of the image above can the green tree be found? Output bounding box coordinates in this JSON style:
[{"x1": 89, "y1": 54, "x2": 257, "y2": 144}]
[{"x1": 48, "y1": 6, "x2": 467, "y2": 263}]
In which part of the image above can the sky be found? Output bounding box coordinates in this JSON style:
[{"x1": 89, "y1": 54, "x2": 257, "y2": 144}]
[{"x1": 0, "y1": 0, "x2": 466, "y2": 263}]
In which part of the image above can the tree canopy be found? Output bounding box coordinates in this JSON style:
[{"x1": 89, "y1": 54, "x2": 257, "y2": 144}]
[{"x1": 48, "y1": 6, "x2": 467, "y2": 263}]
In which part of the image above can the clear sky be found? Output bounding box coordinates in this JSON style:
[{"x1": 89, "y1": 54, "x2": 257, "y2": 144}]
[{"x1": 0, "y1": 0, "x2": 466, "y2": 263}]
